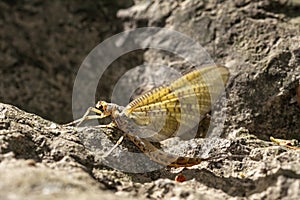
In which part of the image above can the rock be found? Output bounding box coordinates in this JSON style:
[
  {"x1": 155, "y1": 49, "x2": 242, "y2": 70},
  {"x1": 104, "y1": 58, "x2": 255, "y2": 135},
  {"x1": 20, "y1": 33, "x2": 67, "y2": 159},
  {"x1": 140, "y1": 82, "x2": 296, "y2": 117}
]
[
  {"x1": 0, "y1": 0, "x2": 136, "y2": 123},
  {"x1": 1, "y1": 101, "x2": 300, "y2": 199},
  {"x1": 1, "y1": 0, "x2": 300, "y2": 199}
]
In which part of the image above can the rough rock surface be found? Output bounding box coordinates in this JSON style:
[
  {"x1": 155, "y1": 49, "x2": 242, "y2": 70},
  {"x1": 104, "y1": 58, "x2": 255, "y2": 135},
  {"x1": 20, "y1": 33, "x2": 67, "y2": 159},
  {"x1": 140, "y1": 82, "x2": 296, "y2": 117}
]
[{"x1": 1, "y1": 0, "x2": 300, "y2": 199}]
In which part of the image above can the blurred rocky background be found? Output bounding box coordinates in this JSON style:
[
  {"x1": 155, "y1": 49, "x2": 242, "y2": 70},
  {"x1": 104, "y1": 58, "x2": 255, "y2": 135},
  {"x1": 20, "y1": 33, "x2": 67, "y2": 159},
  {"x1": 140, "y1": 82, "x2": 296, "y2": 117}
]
[
  {"x1": 0, "y1": 0, "x2": 141, "y2": 123},
  {"x1": 0, "y1": 0, "x2": 300, "y2": 199}
]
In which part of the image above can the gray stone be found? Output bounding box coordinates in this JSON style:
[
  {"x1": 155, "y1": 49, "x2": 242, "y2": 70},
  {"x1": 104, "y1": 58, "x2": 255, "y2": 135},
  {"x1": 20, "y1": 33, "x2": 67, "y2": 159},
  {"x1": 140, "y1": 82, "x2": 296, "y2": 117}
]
[{"x1": 1, "y1": 0, "x2": 300, "y2": 199}]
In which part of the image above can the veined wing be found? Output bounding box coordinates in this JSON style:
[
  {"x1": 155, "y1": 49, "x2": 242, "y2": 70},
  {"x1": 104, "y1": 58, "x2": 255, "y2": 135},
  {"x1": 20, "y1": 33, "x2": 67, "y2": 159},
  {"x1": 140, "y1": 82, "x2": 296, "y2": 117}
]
[{"x1": 123, "y1": 64, "x2": 229, "y2": 140}]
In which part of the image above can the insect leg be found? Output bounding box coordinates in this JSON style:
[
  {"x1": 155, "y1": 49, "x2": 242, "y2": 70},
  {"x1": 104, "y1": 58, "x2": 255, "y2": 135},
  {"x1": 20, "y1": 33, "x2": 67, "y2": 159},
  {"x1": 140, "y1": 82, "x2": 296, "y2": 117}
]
[
  {"x1": 102, "y1": 135, "x2": 125, "y2": 158},
  {"x1": 64, "y1": 107, "x2": 105, "y2": 127},
  {"x1": 95, "y1": 122, "x2": 116, "y2": 129}
]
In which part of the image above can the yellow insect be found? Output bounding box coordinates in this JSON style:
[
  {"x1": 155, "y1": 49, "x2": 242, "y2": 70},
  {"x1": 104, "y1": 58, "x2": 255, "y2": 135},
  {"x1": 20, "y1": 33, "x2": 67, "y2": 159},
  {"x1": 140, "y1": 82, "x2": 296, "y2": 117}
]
[{"x1": 67, "y1": 64, "x2": 229, "y2": 167}]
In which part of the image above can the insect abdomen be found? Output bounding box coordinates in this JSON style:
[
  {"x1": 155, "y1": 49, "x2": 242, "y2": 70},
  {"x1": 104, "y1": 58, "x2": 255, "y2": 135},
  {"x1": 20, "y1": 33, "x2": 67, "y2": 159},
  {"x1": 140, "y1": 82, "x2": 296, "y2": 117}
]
[{"x1": 127, "y1": 134, "x2": 206, "y2": 167}]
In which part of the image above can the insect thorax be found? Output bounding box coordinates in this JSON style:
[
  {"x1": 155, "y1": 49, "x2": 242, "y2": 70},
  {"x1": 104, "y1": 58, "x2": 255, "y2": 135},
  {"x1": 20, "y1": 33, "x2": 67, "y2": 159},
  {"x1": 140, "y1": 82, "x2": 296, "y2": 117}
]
[{"x1": 108, "y1": 104, "x2": 131, "y2": 130}]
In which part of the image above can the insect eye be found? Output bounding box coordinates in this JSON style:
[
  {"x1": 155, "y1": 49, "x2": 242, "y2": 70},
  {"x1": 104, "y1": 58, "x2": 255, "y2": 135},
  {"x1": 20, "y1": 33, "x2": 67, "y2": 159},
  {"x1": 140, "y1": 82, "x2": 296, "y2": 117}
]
[{"x1": 98, "y1": 105, "x2": 104, "y2": 112}]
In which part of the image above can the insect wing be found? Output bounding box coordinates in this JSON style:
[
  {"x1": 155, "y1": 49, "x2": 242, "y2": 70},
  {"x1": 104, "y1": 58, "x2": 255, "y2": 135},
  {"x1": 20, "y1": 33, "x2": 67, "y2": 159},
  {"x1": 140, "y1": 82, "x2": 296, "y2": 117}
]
[{"x1": 124, "y1": 65, "x2": 229, "y2": 141}]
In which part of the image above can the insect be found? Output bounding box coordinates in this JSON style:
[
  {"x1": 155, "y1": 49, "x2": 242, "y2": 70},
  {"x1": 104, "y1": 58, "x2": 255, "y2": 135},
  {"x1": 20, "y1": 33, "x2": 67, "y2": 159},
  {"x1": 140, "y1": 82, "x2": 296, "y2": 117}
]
[
  {"x1": 270, "y1": 137, "x2": 300, "y2": 150},
  {"x1": 67, "y1": 64, "x2": 229, "y2": 167}
]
